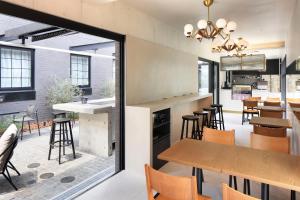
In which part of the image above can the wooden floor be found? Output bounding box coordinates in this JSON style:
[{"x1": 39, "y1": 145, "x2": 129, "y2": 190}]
[{"x1": 77, "y1": 112, "x2": 298, "y2": 200}]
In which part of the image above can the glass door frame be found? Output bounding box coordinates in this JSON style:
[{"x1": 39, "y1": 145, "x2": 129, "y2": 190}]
[
  {"x1": 0, "y1": 1, "x2": 126, "y2": 170},
  {"x1": 198, "y1": 57, "x2": 220, "y2": 104}
]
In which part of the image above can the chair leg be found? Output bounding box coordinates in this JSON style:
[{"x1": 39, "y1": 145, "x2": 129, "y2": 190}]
[
  {"x1": 192, "y1": 120, "x2": 195, "y2": 139},
  {"x1": 180, "y1": 119, "x2": 185, "y2": 140},
  {"x1": 48, "y1": 123, "x2": 55, "y2": 160},
  {"x1": 36, "y1": 114, "x2": 41, "y2": 136},
  {"x1": 233, "y1": 176, "x2": 237, "y2": 190},
  {"x1": 59, "y1": 123, "x2": 62, "y2": 164},
  {"x1": 62, "y1": 123, "x2": 65, "y2": 156},
  {"x1": 20, "y1": 120, "x2": 24, "y2": 140},
  {"x1": 28, "y1": 121, "x2": 31, "y2": 134},
  {"x1": 185, "y1": 120, "x2": 189, "y2": 138},
  {"x1": 68, "y1": 121, "x2": 76, "y2": 159},
  {"x1": 192, "y1": 167, "x2": 195, "y2": 176},
  {"x1": 8, "y1": 161, "x2": 20, "y2": 176},
  {"x1": 2, "y1": 172, "x2": 18, "y2": 191}
]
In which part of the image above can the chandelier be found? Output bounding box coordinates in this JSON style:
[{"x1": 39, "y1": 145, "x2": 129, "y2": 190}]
[{"x1": 184, "y1": 0, "x2": 248, "y2": 53}]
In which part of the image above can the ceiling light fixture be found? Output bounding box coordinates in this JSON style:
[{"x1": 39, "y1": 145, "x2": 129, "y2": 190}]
[{"x1": 184, "y1": 0, "x2": 249, "y2": 54}]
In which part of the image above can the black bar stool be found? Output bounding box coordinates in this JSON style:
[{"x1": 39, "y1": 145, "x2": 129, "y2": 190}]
[
  {"x1": 211, "y1": 104, "x2": 225, "y2": 130},
  {"x1": 193, "y1": 111, "x2": 209, "y2": 139},
  {"x1": 203, "y1": 107, "x2": 218, "y2": 129},
  {"x1": 48, "y1": 118, "x2": 76, "y2": 164},
  {"x1": 180, "y1": 115, "x2": 200, "y2": 140}
]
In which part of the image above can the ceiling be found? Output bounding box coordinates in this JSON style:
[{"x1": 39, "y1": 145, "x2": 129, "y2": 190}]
[{"x1": 121, "y1": 0, "x2": 296, "y2": 58}]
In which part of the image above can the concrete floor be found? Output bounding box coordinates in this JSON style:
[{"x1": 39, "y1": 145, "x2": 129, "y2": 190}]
[{"x1": 0, "y1": 123, "x2": 115, "y2": 200}]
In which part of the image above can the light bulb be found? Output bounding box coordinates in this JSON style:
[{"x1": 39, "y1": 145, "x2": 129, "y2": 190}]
[
  {"x1": 216, "y1": 18, "x2": 227, "y2": 29},
  {"x1": 197, "y1": 20, "x2": 208, "y2": 30},
  {"x1": 227, "y1": 21, "x2": 237, "y2": 32},
  {"x1": 223, "y1": 27, "x2": 230, "y2": 35},
  {"x1": 184, "y1": 24, "x2": 194, "y2": 36}
]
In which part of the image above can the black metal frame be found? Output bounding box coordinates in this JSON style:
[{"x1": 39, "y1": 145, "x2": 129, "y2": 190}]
[
  {"x1": 70, "y1": 54, "x2": 91, "y2": 88},
  {"x1": 0, "y1": 45, "x2": 35, "y2": 92},
  {"x1": 0, "y1": 1, "x2": 126, "y2": 171},
  {"x1": 0, "y1": 131, "x2": 20, "y2": 191}
]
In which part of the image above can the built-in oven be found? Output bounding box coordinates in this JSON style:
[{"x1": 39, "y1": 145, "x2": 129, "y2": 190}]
[{"x1": 152, "y1": 108, "x2": 170, "y2": 170}]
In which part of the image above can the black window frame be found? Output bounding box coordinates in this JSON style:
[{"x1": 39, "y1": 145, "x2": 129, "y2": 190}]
[
  {"x1": 0, "y1": 45, "x2": 35, "y2": 92},
  {"x1": 70, "y1": 54, "x2": 91, "y2": 88}
]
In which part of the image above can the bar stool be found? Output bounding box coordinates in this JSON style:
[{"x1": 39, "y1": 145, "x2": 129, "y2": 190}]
[
  {"x1": 211, "y1": 104, "x2": 225, "y2": 130},
  {"x1": 180, "y1": 115, "x2": 200, "y2": 140},
  {"x1": 203, "y1": 107, "x2": 218, "y2": 129},
  {"x1": 193, "y1": 111, "x2": 209, "y2": 139},
  {"x1": 48, "y1": 118, "x2": 76, "y2": 164}
]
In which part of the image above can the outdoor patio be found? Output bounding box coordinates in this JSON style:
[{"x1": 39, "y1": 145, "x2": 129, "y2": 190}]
[{"x1": 0, "y1": 122, "x2": 115, "y2": 200}]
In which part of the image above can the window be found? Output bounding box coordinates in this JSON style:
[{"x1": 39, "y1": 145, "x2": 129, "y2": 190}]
[
  {"x1": 0, "y1": 46, "x2": 34, "y2": 90},
  {"x1": 71, "y1": 54, "x2": 90, "y2": 87}
]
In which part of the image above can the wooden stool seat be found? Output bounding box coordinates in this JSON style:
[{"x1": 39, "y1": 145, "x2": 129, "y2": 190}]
[{"x1": 182, "y1": 115, "x2": 199, "y2": 120}]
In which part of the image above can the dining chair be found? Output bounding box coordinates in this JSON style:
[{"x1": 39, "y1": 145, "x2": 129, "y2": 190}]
[
  {"x1": 250, "y1": 133, "x2": 291, "y2": 199},
  {"x1": 289, "y1": 102, "x2": 300, "y2": 108},
  {"x1": 260, "y1": 109, "x2": 283, "y2": 118},
  {"x1": 242, "y1": 100, "x2": 259, "y2": 125},
  {"x1": 248, "y1": 97, "x2": 261, "y2": 101},
  {"x1": 13, "y1": 105, "x2": 40, "y2": 140},
  {"x1": 203, "y1": 128, "x2": 238, "y2": 190},
  {"x1": 223, "y1": 184, "x2": 259, "y2": 200},
  {"x1": 253, "y1": 125, "x2": 286, "y2": 137},
  {"x1": 144, "y1": 164, "x2": 211, "y2": 200},
  {"x1": 263, "y1": 101, "x2": 281, "y2": 107},
  {"x1": 266, "y1": 97, "x2": 280, "y2": 102}
]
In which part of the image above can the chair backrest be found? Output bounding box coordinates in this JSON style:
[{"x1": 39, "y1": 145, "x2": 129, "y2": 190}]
[
  {"x1": 0, "y1": 124, "x2": 18, "y2": 173},
  {"x1": 289, "y1": 102, "x2": 300, "y2": 108},
  {"x1": 287, "y1": 98, "x2": 300, "y2": 103},
  {"x1": 253, "y1": 125, "x2": 286, "y2": 137},
  {"x1": 266, "y1": 97, "x2": 280, "y2": 101},
  {"x1": 260, "y1": 109, "x2": 283, "y2": 118},
  {"x1": 26, "y1": 105, "x2": 37, "y2": 117},
  {"x1": 248, "y1": 97, "x2": 261, "y2": 101},
  {"x1": 250, "y1": 133, "x2": 290, "y2": 154},
  {"x1": 203, "y1": 127, "x2": 235, "y2": 145},
  {"x1": 223, "y1": 184, "x2": 259, "y2": 200},
  {"x1": 243, "y1": 100, "x2": 258, "y2": 109},
  {"x1": 263, "y1": 101, "x2": 281, "y2": 107},
  {"x1": 144, "y1": 164, "x2": 198, "y2": 200}
]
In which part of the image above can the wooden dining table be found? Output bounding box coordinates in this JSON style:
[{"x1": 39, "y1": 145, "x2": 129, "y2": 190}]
[
  {"x1": 249, "y1": 116, "x2": 292, "y2": 128},
  {"x1": 158, "y1": 139, "x2": 300, "y2": 200}
]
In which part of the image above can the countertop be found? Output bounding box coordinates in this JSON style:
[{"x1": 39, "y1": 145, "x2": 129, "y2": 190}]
[
  {"x1": 128, "y1": 93, "x2": 212, "y2": 112},
  {"x1": 53, "y1": 98, "x2": 115, "y2": 114}
]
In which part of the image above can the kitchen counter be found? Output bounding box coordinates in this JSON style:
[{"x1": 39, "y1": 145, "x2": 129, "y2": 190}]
[
  {"x1": 126, "y1": 92, "x2": 212, "y2": 175},
  {"x1": 131, "y1": 93, "x2": 212, "y2": 112}
]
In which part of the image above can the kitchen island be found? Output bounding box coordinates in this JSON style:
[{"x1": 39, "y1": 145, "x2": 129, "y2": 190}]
[{"x1": 53, "y1": 98, "x2": 115, "y2": 157}]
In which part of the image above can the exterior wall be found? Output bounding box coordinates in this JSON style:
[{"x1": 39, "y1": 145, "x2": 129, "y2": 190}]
[{"x1": 0, "y1": 33, "x2": 115, "y2": 121}]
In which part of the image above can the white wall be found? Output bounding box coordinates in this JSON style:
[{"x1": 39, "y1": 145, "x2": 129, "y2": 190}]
[
  {"x1": 3, "y1": 0, "x2": 218, "y2": 105},
  {"x1": 286, "y1": 0, "x2": 300, "y2": 65}
]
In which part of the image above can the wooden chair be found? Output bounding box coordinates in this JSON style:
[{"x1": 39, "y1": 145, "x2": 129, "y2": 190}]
[
  {"x1": 263, "y1": 101, "x2": 281, "y2": 107},
  {"x1": 223, "y1": 184, "x2": 259, "y2": 200},
  {"x1": 203, "y1": 127, "x2": 235, "y2": 145},
  {"x1": 287, "y1": 98, "x2": 300, "y2": 104},
  {"x1": 253, "y1": 125, "x2": 286, "y2": 137},
  {"x1": 289, "y1": 102, "x2": 300, "y2": 108},
  {"x1": 266, "y1": 97, "x2": 280, "y2": 101},
  {"x1": 248, "y1": 97, "x2": 261, "y2": 101},
  {"x1": 250, "y1": 133, "x2": 291, "y2": 199},
  {"x1": 144, "y1": 164, "x2": 211, "y2": 200},
  {"x1": 242, "y1": 100, "x2": 259, "y2": 125},
  {"x1": 203, "y1": 128, "x2": 237, "y2": 190},
  {"x1": 250, "y1": 133, "x2": 290, "y2": 154},
  {"x1": 260, "y1": 109, "x2": 283, "y2": 119}
]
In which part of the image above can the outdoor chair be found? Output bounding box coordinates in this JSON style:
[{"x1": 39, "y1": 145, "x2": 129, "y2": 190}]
[
  {"x1": 0, "y1": 124, "x2": 20, "y2": 191},
  {"x1": 13, "y1": 105, "x2": 40, "y2": 140}
]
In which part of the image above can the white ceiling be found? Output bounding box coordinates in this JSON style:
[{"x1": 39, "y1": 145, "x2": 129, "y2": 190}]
[{"x1": 121, "y1": 0, "x2": 296, "y2": 58}]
